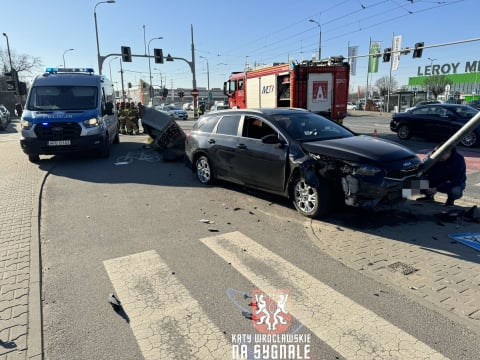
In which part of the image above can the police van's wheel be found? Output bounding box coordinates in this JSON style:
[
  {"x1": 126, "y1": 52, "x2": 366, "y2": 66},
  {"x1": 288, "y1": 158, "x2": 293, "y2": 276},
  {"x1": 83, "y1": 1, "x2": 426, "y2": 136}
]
[
  {"x1": 113, "y1": 130, "x2": 120, "y2": 144},
  {"x1": 292, "y1": 177, "x2": 330, "y2": 218},
  {"x1": 28, "y1": 154, "x2": 40, "y2": 163},
  {"x1": 99, "y1": 137, "x2": 111, "y2": 158}
]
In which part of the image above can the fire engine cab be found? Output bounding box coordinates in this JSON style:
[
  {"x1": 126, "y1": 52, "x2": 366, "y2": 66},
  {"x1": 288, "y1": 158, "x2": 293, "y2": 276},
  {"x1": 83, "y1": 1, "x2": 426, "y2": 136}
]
[{"x1": 223, "y1": 57, "x2": 350, "y2": 123}]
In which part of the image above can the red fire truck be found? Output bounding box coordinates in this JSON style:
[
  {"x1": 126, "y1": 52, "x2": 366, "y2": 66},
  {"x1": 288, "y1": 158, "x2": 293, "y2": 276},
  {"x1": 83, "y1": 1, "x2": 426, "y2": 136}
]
[{"x1": 223, "y1": 57, "x2": 350, "y2": 123}]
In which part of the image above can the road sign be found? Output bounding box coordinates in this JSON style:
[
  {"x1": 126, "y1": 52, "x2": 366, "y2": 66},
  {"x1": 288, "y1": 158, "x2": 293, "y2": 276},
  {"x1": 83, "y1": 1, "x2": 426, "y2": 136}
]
[{"x1": 191, "y1": 88, "x2": 199, "y2": 96}]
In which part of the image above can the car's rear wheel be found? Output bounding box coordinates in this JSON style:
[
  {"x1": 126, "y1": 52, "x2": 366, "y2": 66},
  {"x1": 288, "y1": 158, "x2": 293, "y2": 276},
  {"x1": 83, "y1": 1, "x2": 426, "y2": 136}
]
[
  {"x1": 195, "y1": 155, "x2": 213, "y2": 184},
  {"x1": 292, "y1": 177, "x2": 330, "y2": 218},
  {"x1": 460, "y1": 132, "x2": 478, "y2": 148},
  {"x1": 397, "y1": 124, "x2": 411, "y2": 140}
]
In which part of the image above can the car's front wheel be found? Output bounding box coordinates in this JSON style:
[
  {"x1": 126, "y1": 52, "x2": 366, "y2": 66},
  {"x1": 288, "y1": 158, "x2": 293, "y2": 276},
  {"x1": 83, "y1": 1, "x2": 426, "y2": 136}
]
[
  {"x1": 397, "y1": 124, "x2": 411, "y2": 140},
  {"x1": 460, "y1": 132, "x2": 478, "y2": 148},
  {"x1": 195, "y1": 155, "x2": 213, "y2": 184},
  {"x1": 292, "y1": 177, "x2": 330, "y2": 218}
]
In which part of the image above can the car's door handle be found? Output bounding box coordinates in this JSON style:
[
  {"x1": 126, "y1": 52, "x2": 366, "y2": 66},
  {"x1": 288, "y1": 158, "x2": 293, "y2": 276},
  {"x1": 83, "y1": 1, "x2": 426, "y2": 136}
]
[
  {"x1": 237, "y1": 143, "x2": 247, "y2": 149},
  {"x1": 208, "y1": 139, "x2": 215, "y2": 144}
]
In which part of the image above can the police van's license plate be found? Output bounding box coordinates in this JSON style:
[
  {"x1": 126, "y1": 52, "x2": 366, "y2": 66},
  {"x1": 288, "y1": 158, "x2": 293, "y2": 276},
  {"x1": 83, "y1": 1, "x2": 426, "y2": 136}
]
[{"x1": 48, "y1": 140, "x2": 71, "y2": 146}]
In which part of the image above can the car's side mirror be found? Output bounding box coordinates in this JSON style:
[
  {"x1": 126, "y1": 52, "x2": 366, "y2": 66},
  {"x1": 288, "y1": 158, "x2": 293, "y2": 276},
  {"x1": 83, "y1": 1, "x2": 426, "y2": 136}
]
[{"x1": 104, "y1": 101, "x2": 114, "y2": 116}]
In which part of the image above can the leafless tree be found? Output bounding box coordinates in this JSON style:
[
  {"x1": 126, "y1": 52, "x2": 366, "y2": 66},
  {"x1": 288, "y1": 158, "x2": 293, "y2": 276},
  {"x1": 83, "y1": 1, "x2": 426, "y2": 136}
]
[
  {"x1": 0, "y1": 48, "x2": 43, "y2": 78},
  {"x1": 423, "y1": 75, "x2": 453, "y2": 99},
  {"x1": 375, "y1": 75, "x2": 398, "y2": 97}
]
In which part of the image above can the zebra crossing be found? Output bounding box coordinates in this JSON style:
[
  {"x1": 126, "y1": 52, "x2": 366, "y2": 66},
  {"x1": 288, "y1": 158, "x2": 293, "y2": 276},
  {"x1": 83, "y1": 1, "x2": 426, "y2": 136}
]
[{"x1": 104, "y1": 231, "x2": 448, "y2": 360}]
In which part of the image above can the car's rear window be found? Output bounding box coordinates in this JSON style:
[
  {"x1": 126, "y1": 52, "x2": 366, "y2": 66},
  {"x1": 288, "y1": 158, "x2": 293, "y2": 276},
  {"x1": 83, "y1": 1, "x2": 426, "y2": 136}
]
[{"x1": 194, "y1": 115, "x2": 221, "y2": 133}]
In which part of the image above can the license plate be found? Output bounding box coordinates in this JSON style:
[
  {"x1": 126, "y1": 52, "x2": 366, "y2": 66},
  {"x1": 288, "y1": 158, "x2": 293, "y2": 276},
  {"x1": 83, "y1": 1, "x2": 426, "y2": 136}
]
[{"x1": 48, "y1": 140, "x2": 71, "y2": 146}]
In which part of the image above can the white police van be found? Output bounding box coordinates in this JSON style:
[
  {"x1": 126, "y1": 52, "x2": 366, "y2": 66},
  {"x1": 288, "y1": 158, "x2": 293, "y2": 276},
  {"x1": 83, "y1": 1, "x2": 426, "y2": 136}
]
[{"x1": 20, "y1": 67, "x2": 119, "y2": 162}]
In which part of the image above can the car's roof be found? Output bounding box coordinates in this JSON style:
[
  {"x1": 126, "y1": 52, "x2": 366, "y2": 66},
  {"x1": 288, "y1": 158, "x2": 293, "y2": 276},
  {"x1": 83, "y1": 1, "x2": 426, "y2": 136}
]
[{"x1": 417, "y1": 103, "x2": 472, "y2": 109}]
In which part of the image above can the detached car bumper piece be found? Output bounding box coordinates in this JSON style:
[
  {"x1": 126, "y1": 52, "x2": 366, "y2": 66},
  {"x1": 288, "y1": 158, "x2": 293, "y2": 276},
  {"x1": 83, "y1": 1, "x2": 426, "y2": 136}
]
[{"x1": 141, "y1": 107, "x2": 186, "y2": 161}]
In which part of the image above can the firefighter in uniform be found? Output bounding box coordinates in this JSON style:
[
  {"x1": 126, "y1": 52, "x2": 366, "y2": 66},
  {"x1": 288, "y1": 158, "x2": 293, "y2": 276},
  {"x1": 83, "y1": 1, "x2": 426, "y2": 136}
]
[
  {"x1": 118, "y1": 102, "x2": 127, "y2": 135},
  {"x1": 126, "y1": 102, "x2": 140, "y2": 135}
]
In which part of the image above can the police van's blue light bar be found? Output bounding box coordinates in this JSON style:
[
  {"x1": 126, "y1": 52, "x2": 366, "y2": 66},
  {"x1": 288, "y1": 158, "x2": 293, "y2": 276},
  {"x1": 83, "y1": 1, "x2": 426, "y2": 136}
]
[{"x1": 45, "y1": 67, "x2": 95, "y2": 74}]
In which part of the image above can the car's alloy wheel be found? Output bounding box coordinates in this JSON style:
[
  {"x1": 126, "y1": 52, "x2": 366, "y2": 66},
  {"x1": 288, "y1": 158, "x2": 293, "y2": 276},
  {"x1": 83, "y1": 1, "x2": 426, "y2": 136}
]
[
  {"x1": 292, "y1": 178, "x2": 329, "y2": 218},
  {"x1": 195, "y1": 155, "x2": 213, "y2": 184},
  {"x1": 397, "y1": 124, "x2": 411, "y2": 140},
  {"x1": 461, "y1": 132, "x2": 477, "y2": 148}
]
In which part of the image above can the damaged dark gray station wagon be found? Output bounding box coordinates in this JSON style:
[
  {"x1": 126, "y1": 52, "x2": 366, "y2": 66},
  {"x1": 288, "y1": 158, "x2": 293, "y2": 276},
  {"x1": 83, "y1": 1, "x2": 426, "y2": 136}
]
[{"x1": 185, "y1": 108, "x2": 422, "y2": 218}]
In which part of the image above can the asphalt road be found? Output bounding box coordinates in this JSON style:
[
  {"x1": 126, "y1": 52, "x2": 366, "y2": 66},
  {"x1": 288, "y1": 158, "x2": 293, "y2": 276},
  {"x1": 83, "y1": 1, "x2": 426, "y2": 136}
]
[{"x1": 37, "y1": 116, "x2": 480, "y2": 359}]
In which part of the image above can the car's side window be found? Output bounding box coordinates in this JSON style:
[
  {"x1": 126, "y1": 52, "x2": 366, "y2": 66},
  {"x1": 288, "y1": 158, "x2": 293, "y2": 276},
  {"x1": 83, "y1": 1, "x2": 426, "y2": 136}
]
[
  {"x1": 243, "y1": 116, "x2": 277, "y2": 140},
  {"x1": 215, "y1": 115, "x2": 241, "y2": 136}
]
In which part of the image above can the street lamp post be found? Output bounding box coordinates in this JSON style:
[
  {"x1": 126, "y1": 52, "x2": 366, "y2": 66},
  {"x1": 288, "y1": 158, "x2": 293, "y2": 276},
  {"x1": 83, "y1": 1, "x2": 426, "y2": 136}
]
[
  {"x1": 427, "y1": 58, "x2": 437, "y2": 99},
  {"x1": 199, "y1": 55, "x2": 210, "y2": 102},
  {"x1": 308, "y1": 19, "x2": 322, "y2": 61},
  {"x1": 148, "y1": 37, "x2": 163, "y2": 105},
  {"x1": 108, "y1": 56, "x2": 119, "y2": 81},
  {"x1": 2, "y1": 33, "x2": 13, "y2": 72},
  {"x1": 94, "y1": 0, "x2": 115, "y2": 75},
  {"x1": 2, "y1": 32, "x2": 19, "y2": 101},
  {"x1": 63, "y1": 48, "x2": 74, "y2": 68}
]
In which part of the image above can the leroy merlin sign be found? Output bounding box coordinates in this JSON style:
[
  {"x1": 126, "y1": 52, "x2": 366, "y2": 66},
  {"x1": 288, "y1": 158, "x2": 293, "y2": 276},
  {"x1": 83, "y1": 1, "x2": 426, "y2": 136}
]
[{"x1": 417, "y1": 60, "x2": 480, "y2": 76}]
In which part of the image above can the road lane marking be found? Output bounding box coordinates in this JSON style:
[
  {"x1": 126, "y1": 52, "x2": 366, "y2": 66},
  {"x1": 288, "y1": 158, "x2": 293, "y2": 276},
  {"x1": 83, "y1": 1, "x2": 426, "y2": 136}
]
[
  {"x1": 103, "y1": 250, "x2": 231, "y2": 360},
  {"x1": 201, "y1": 231, "x2": 448, "y2": 360}
]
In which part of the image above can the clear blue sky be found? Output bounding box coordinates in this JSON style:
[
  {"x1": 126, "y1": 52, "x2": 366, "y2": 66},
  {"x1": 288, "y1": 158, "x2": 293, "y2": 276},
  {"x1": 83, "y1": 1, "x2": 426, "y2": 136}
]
[{"x1": 2, "y1": 0, "x2": 478, "y2": 95}]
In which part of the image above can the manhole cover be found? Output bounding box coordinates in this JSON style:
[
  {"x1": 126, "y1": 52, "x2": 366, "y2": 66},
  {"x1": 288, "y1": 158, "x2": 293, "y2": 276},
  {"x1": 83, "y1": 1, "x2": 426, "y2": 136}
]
[{"x1": 388, "y1": 261, "x2": 418, "y2": 275}]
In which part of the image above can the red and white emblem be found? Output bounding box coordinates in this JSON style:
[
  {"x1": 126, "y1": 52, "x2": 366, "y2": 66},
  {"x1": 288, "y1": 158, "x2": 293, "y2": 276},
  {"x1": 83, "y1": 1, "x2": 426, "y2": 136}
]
[{"x1": 251, "y1": 289, "x2": 291, "y2": 334}]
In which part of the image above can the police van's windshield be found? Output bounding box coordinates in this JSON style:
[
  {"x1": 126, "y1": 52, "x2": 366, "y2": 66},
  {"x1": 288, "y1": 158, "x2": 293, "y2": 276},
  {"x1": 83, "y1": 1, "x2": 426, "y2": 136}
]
[{"x1": 27, "y1": 86, "x2": 98, "y2": 111}]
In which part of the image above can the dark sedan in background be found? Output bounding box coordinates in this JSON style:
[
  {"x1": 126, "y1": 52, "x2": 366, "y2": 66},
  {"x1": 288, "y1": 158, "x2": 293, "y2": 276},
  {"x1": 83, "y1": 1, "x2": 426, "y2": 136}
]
[
  {"x1": 185, "y1": 108, "x2": 422, "y2": 218},
  {"x1": 390, "y1": 103, "x2": 479, "y2": 147}
]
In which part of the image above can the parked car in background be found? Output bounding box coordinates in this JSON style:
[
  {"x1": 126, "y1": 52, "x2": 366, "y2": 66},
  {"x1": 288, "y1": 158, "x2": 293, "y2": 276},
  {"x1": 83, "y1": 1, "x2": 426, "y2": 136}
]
[
  {"x1": 467, "y1": 99, "x2": 480, "y2": 110},
  {"x1": 209, "y1": 104, "x2": 229, "y2": 112},
  {"x1": 156, "y1": 104, "x2": 188, "y2": 120},
  {"x1": 347, "y1": 102, "x2": 357, "y2": 110},
  {"x1": 182, "y1": 103, "x2": 193, "y2": 110},
  {"x1": 404, "y1": 100, "x2": 442, "y2": 112},
  {"x1": 0, "y1": 104, "x2": 11, "y2": 125},
  {"x1": 390, "y1": 103, "x2": 479, "y2": 147},
  {"x1": 185, "y1": 108, "x2": 422, "y2": 218},
  {"x1": 0, "y1": 105, "x2": 9, "y2": 130}
]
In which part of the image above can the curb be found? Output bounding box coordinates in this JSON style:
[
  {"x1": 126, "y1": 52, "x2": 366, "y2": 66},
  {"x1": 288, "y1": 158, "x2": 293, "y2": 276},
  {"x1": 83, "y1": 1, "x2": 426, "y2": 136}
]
[{"x1": 27, "y1": 173, "x2": 47, "y2": 359}]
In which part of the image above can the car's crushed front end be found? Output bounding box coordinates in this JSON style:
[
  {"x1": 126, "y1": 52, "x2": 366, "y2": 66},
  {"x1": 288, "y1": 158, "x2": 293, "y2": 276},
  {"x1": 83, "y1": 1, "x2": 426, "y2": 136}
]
[{"x1": 300, "y1": 135, "x2": 423, "y2": 209}]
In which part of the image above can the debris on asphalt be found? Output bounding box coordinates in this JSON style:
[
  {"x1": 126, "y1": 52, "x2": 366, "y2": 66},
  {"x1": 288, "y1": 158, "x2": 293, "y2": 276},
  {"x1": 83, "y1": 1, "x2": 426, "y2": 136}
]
[
  {"x1": 108, "y1": 293, "x2": 122, "y2": 312},
  {"x1": 207, "y1": 228, "x2": 219, "y2": 232},
  {"x1": 198, "y1": 219, "x2": 214, "y2": 224},
  {"x1": 388, "y1": 261, "x2": 418, "y2": 275}
]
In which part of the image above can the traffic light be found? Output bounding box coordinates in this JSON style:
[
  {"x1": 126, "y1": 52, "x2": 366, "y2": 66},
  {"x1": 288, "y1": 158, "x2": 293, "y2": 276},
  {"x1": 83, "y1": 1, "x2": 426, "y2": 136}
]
[
  {"x1": 154, "y1": 48, "x2": 164, "y2": 64},
  {"x1": 162, "y1": 87, "x2": 168, "y2": 98},
  {"x1": 4, "y1": 70, "x2": 18, "y2": 92},
  {"x1": 128, "y1": 82, "x2": 132, "y2": 88},
  {"x1": 383, "y1": 48, "x2": 391, "y2": 63},
  {"x1": 413, "y1": 42, "x2": 424, "y2": 58},
  {"x1": 121, "y1": 46, "x2": 132, "y2": 62},
  {"x1": 178, "y1": 90, "x2": 184, "y2": 99},
  {"x1": 18, "y1": 82, "x2": 27, "y2": 96}
]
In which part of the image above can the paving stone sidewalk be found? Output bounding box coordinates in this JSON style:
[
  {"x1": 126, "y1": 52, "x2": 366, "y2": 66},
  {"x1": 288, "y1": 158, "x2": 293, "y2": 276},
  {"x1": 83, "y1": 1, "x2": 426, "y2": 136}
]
[
  {"x1": 306, "y1": 195, "x2": 480, "y2": 334},
  {"x1": 0, "y1": 124, "x2": 44, "y2": 360}
]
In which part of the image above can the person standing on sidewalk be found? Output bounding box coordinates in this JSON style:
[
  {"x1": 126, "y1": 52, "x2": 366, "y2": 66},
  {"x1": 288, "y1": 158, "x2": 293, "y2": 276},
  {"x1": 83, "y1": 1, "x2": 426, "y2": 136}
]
[{"x1": 417, "y1": 147, "x2": 466, "y2": 206}]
